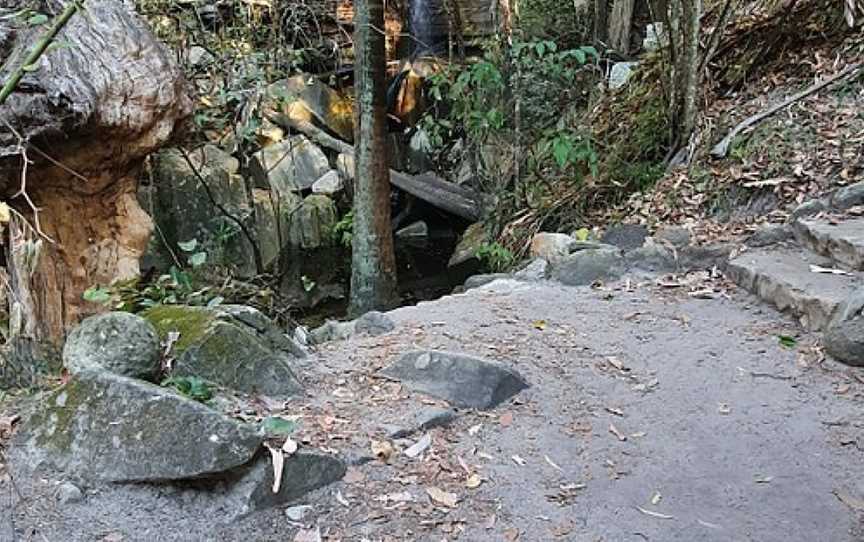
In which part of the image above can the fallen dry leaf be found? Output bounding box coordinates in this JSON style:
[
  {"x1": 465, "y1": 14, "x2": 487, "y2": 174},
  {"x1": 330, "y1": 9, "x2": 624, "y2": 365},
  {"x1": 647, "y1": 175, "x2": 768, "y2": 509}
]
[
  {"x1": 466, "y1": 473, "x2": 483, "y2": 489},
  {"x1": 609, "y1": 423, "x2": 627, "y2": 441},
  {"x1": 511, "y1": 455, "x2": 527, "y2": 466},
  {"x1": 293, "y1": 526, "x2": 322, "y2": 542},
  {"x1": 635, "y1": 506, "x2": 674, "y2": 519},
  {"x1": 544, "y1": 455, "x2": 564, "y2": 472},
  {"x1": 499, "y1": 411, "x2": 514, "y2": 427},
  {"x1": 371, "y1": 439, "x2": 394, "y2": 462},
  {"x1": 403, "y1": 433, "x2": 432, "y2": 459},
  {"x1": 267, "y1": 444, "x2": 285, "y2": 493},
  {"x1": 426, "y1": 486, "x2": 459, "y2": 507},
  {"x1": 833, "y1": 489, "x2": 864, "y2": 511},
  {"x1": 504, "y1": 527, "x2": 521, "y2": 541},
  {"x1": 282, "y1": 436, "x2": 298, "y2": 455}
]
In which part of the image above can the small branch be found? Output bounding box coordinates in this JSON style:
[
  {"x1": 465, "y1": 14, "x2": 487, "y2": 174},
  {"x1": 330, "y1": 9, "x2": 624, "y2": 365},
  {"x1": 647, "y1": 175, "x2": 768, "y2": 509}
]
[
  {"x1": 0, "y1": 0, "x2": 83, "y2": 107},
  {"x1": 710, "y1": 63, "x2": 863, "y2": 158}
]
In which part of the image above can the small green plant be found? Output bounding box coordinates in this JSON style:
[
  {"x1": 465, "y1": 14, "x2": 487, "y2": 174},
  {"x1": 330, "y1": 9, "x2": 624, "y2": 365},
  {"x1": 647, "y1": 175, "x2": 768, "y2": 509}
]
[
  {"x1": 161, "y1": 376, "x2": 213, "y2": 403},
  {"x1": 178, "y1": 238, "x2": 207, "y2": 268},
  {"x1": 331, "y1": 210, "x2": 354, "y2": 248},
  {"x1": 477, "y1": 242, "x2": 515, "y2": 273}
]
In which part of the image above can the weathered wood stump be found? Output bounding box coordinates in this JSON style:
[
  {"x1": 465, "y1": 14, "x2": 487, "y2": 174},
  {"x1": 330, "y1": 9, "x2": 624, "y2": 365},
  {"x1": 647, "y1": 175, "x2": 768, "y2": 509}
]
[{"x1": 0, "y1": 0, "x2": 191, "y2": 347}]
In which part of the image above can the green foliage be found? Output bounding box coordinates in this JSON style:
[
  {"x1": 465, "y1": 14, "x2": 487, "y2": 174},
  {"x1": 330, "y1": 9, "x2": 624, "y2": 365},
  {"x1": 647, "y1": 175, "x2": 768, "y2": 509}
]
[
  {"x1": 778, "y1": 335, "x2": 798, "y2": 349},
  {"x1": 476, "y1": 242, "x2": 515, "y2": 273},
  {"x1": 260, "y1": 416, "x2": 297, "y2": 437},
  {"x1": 330, "y1": 210, "x2": 354, "y2": 248},
  {"x1": 161, "y1": 376, "x2": 213, "y2": 403}
]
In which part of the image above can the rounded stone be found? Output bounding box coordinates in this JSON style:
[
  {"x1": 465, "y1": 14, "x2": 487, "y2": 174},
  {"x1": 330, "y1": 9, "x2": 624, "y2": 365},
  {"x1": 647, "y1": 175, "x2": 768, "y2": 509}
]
[
  {"x1": 56, "y1": 482, "x2": 84, "y2": 504},
  {"x1": 63, "y1": 312, "x2": 161, "y2": 380},
  {"x1": 823, "y1": 320, "x2": 864, "y2": 367}
]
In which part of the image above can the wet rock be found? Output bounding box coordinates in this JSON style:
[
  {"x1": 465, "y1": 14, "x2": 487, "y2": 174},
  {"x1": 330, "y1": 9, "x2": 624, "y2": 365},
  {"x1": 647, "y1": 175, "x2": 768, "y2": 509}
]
[
  {"x1": 530, "y1": 233, "x2": 575, "y2": 264},
  {"x1": 609, "y1": 61, "x2": 638, "y2": 89},
  {"x1": 830, "y1": 181, "x2": 864, "y2": 211},
  {"x1": 143, "y1": 305, "x2": 303, "y2": 398},
  {"x1": 225, "y1": 452, "x2": 346, "y2": 519},
  {"x1": 746, "y1": 225, "x2": 794, "y2": 248},
  {"x1": 654, "y1": 226, "x2": 691, "y2": 248},
  {"x1": 396, "y1": 221, "x2": 429, "y2": 240},
  {"x1": 56, "y1": 482, "x2": 84, "y2": 504},
  {"x1": 448, "y1": 223, "x2": 486, "y2": 268},
  {"x1": 288, "y1": 195, "x2": 338, "y2": 250},
  {"x1": 63, "y1": 312, "x2": 161, "y2": 381},
  {"x1": 513, "y1": 258, "x2": 549, "y2": 282},
  {"x1": 381, "y1": 350, "x2": 529, "y2": 410},
  {"x1": 354, "y1": 311, "x2": 396, "y2": 336},
  {"x1": 249, "y1": 136, "x2": 331, "y2": 195},
  {"x1": 13, "y1": 371, "x2": 261, "y2": 482},
  {"x1": 311, "y1": 170, "x2": 343, "y2": 196},
  {"x1": 261, "y1": 75, "x2": 354, "y2": 142},
  {"x1": 550, "y1": 247, "x2": 625, "y2": 286},
  {"x1": 823, "y1": 319, "x2": 864, "y2": 367},
  {"x1": 601, "y1": 224, "x2": 648, "y2": 251}
]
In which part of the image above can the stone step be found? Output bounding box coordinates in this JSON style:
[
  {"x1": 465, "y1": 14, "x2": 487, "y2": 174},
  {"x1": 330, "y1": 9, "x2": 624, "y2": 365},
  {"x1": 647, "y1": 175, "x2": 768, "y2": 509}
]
[
  {"x1": 726, "y1": 246, "x2": 864, "y2": 331},
  {"x1": 793, "y1": 217, "x2": 864, "y2": 270}
]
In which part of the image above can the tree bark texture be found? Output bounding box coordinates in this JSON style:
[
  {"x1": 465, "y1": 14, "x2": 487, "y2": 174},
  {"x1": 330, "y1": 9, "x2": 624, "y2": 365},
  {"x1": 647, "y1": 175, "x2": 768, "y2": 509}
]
[
  {"x1": 0, "y1": 0, "x2": 191, "y2": 346},
  {"x1": 350, "y1": 0, "x2": 398, "y2": 316},
  {"x1": 608, "y1": 0, "x2": 635, "y2": 53},
  {"x1": 593, "y1": 0, "x2": 609, "y2": 46}
]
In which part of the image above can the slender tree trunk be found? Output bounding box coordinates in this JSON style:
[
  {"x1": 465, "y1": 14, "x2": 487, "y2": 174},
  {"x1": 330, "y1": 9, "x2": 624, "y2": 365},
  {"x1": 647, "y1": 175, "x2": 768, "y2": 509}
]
[
  {"x1": 350, "y1": 0, "x2": 398, "y2": 316},
  {"x1": 678, "y1": 0, "x2": 701, "y2": 142},
  {"x1": 608, "y1": 0, "x2": 635, "y2": 53},
  {"x1": 593, "y1": 0, "x2": 609, "y2": 47}
]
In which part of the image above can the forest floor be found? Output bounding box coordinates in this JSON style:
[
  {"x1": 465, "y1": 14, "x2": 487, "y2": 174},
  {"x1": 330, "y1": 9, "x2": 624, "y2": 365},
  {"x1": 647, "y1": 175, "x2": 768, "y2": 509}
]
[{"x1": 3, "y1": 275, "x2": 863, "y2": 541}]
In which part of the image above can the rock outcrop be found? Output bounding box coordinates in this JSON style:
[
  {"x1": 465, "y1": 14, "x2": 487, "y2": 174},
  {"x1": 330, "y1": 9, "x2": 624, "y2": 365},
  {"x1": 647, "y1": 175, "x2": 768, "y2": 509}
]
[
  {"x1": 0, "y1": 0, "x2": 192, "y2": 346},
  {"x1": 63, "y1": 312, "x2": 161, "y2": 381}
]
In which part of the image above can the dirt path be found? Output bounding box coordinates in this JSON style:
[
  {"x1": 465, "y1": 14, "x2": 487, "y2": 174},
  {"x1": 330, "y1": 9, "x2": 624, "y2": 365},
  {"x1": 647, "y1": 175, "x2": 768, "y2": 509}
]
[{"x1": 3, "y1": 276, "x2": 863, "y2": 541}]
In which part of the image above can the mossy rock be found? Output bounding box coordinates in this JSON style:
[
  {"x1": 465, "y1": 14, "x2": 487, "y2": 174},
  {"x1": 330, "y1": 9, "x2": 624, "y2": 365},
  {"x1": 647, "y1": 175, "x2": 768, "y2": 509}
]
[
  {"x1": 142, "y1": 304, "x2": 303, "y2": 398},
  {"x1": 11, "y1": 371, "x2": 262, "y2": 482}
]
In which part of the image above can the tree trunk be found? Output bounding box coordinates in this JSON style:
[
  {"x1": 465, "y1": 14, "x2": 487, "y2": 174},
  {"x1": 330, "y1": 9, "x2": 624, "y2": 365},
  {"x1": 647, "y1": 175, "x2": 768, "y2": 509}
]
[
  {"x1": 594, "y1": 0, "x2": 609, "y2": 46},
  {"x1": 350, "y1": 0, "x2": 399, "y2": 316},
  {"x1": 608, "y1": 0, "x2": 635, "y2": 53}
]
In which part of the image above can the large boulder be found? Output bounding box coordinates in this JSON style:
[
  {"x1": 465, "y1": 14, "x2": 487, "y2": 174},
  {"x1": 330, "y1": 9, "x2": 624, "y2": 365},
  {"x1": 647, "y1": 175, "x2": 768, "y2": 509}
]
[
  {"x1": 823, "y1": 319, "x2": 864, "y2": 367},
  {"x1": 12, "y1": 371, "x2": 262, "y2": 482},
  {"x1": 63, "y1": 312, "x2": 161, "y2": 381},
  {"x1": 258, "y1": 75, "x2": 354, "y2": 142},
  {"x1": 288, "y1": 194, "x2": 338, "y2": 250},
  {"x1": 143, "y1": 305, "x2": 303, "y2": 398},
  {"x1": 382, "y1": 350, "x2": 529, "y2": 409},
  {"x1": 0, "y1": 0, "x2": 191, "y2": 345}
]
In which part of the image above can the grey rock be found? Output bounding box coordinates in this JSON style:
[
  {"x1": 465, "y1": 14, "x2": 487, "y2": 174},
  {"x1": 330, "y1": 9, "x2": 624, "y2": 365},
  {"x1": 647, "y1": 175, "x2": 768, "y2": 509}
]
[
  {"x1": 823, "y1": 319, "x2": 864, "y2": 367},
  {"x1": 354, "y1": 311, "x2": 396, "y2": 336},
  {"x1": 311, "y1": 170, "x2": 343, "y2": 196},
  {"x1": 791, "y1": 199, "x2": 827, "y2": 220},
  {"x1": 396, "y1": 221, "x2": 429, "y2": 240},
  {"x1": 225, "y1": 452, "x2": 346, "y2": 519},
  {"x1": 449, "y1": 223, "x2": 486, "y2": 268},
  {"x1": 830, "y1": 182, "x2": 864, "y2": 211},
  {"x1": 626, "y1": 242, "x2": 678, "y2": 273},
  {"x1": 187, "y1": 46, "x2": 214, "y2": 68},
  {"x1": 260, "y1": 75, "x2": 354, "y2": 142},
  {"x1": 609, "y1": 62, "x2": 638, "y2": 89},
  {"x1": 726, "y1": 247, "x2": 864, "y2": 331},
  {"x1": 601, "y1": 224, "x2": 648, "y2": 251},
  {"x1": 56, "y1": 482, "x2": 84, "y2": 504},
  {"x1": 530, "y1": 232, "x2": 576, "y2": 264},
  {"x1": 746, "y1": 225, "x2": 794, "y2": 248},
  {"x1": 288, "y1": 194, "x2": 338, "y2": 250},
  {"x1": 63, "y1": 312, "x2": 161, "y2": 381},
  {"x1": 570, "y1": 241, "x2": 615, "y2": 252},
  {"x1": 308, "y1": 320, "x2": 356, "y2": 345},
  {"x1": 464, "y1": 273, "x2": 509, "y2": 290},
  {"x1": 679, "y1": 244, "x2": 731, "y2": 271},
  {"x1": 654, "y1": 226, "x2": 691, "y2": 248},
  {"x1": 249, "y1": 136, "x2": 331, "y2": 195},
  {"x1": 143, "y1": 305, "x2": 302, "y2": 398},
  {"x1": 13, "y1": 371, "x2": 262, "y2": 482},
  {"x1": 336, "y1": 153, "x2": 355, "y2": 181},
  {"x1": 793, "y1": 218, "x2": 864, "y2": 270},
  {"x1": 513, "y1": 258, "x2": 549, "y2": 282},
  {"x1": 285, "y1": 505, "x2": 313, "y2": 521},
  {"x1": 551, "y1": 248, "x2": 625, "y2": 286},
  {"x1": 381, "y1": 350, "x2": 529, "y2": 410}
]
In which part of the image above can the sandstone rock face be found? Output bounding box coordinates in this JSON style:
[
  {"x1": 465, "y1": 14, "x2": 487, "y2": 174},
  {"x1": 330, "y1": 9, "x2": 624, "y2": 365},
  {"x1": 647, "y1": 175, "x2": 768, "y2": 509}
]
[
  {"x1": 382, "y1": 350, "x2": 529, "y2": 410},
  {"x1": 63, "y1": 312, "x2": 161, "y2": 381},
  {"x1": 144, "y1": 305, "x2": 303, "y2": 398},
  {"x1": 12, "y1": 371, "x2": 261, "y2": 482},
  {"x1": 0, "y1": 0, "x2": 191, "y2": 345},
  {"x1": 250, "y1": 136, "x2": 331, "y2": 195}
]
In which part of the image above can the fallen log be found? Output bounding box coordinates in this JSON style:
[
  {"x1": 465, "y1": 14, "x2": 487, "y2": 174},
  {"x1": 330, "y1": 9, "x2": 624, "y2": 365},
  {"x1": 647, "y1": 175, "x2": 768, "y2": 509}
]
[{"x1": 271, "y1": 115, "x2": 486, "y2": 222}]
